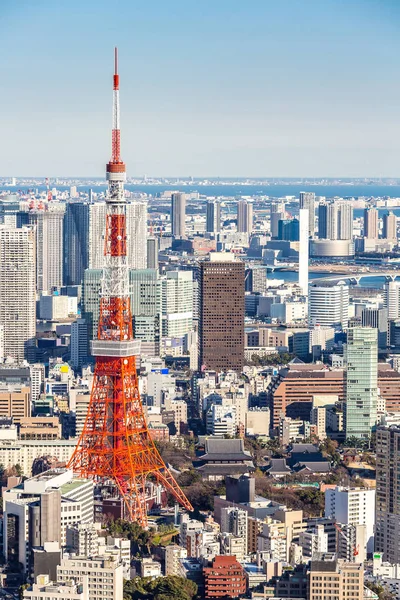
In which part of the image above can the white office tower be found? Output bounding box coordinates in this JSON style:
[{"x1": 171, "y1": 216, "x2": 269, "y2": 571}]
[
  {"x1": 162, "y1": 271, "x2": 193, "y2": 338},
  {"x1": 0, "y1": 227, "x2": 36, "y2": 361},
  {"x1": 318, "y1": 201, "x2": 354, "y2": 241},
  {"x1": 126, "y1": 201, "x2": 147, "y2": 269},
  {"x1": 237, "y1": 199, "x2": 254, "y2": 233},
  {"x1": 299, "y1": 192, "x2": 316, "y2": 237},
  {"x1": 385, "y1": 280, "x2": 400, "y2": 319},
  {"x1": 345, "y1": 327, "x2": 378, "y2": 440},
  {"x1": 171, "y1": 192, "x2": 186, "y2": 237},
  {"x1": 298, "y1": 208, "x2": 309, "y2": 296},
  {"x1": 29, "y1": 204, "x2": 65, "y2": 293},
  {"x1": 206, "y1": 199, "x2": 221, "y2": 233},
  {"x1": 165, "y1": 544, "x2": 187, "y2": 576},
  {"x1": 30, "y1": 364, "x2": 45, "y2": 402},
  {"x1": 308, "y1": 283, "x2": 349, "y2": 328},
  {"x1": 325, "y1": 486, "x2": 375, "y2": 553}
]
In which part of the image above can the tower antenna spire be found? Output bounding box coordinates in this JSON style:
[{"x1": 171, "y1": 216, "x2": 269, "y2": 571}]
[{"x1": 68, "y1": 49, "x2": 193, "y2": 526}]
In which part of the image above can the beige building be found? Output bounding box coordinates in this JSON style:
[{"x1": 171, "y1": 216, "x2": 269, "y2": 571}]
[
  {"x1": 0, "y1": 385, "x2": 30, "y2": 423},
  {"x1": 57, "y1": 556, "x2": 123, "y2": 600},
  {"x1": 24, "y1": 574, "x2": 87, "y2": 599},
  {"x1": 165, "y1": 544, "x2": 187, "y2": 576},
  {"x1": 309, "y1": 553, "x2": 364, "y2": 600},
  {"x1": 20, "y1": 417, "x2": 61, "y2": 440}
]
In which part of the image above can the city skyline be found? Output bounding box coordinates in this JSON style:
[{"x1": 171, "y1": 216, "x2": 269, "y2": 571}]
[{"x1": 1, "y1": 0, "x2": 400, "y2": 177}]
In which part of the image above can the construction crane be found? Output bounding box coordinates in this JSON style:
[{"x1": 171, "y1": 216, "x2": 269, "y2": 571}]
[{"x1": 334, "y1": 523, "x2": 359, "y2": 557}]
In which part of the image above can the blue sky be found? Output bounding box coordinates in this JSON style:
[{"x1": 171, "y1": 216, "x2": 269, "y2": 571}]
[{"x1": 1, "y1": 0, "x2": 400, "y2": 177}]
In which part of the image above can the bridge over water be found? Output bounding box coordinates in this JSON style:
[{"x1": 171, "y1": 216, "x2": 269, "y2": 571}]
[{"x1": 309, "y1": 271, "x2": 400, "y2": 285}]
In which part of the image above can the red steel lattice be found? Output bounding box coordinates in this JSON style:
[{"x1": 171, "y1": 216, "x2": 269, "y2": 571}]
[{"x1": 68, "y1": 48, "x2": 193, "y2": 527}]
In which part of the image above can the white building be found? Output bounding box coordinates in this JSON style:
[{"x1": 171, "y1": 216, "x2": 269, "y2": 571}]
[
  {"x1": 299, "y1": 526, "x2": 328, "y2": 558},
  {"x1": 162, "y1": 271, "x2": 193, "y2": 338},
  {"x1": 0, "y1": 227, "x2": 36, "y2": 361},
  {"x1": 385, "y1": 281, "x2": 400, "y2": 320},
  {"x1": 325, "y1": 486, "x2": 375, "y2": 553},
  {"x1": 24, "y1": 575, "x2": 88, "y2": 600},
  {"x1": 206, "y1": 403, "x2": 236, "y2": 437},
  {"x1": 308, "y1": 283, "x2": 349, "y2": 328},
  {"x1": 298, "y1": 208, "x2": 309, "y2": 296},
  {"x1": 220, "y1": 507, "x2": 248, "y2": 549},
  {"x1": 57, "y1": 556, "x2": 123, "y2": 600}
]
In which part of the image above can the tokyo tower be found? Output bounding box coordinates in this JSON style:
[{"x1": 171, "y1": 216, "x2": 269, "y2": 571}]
[{"x1": 68, "y1": 48, "x2": 193, "y2": 526}]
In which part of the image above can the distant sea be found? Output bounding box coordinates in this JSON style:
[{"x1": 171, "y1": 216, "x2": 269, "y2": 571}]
[{"x1": 4, "y1": 183, "x2": 400, "y2": 199}]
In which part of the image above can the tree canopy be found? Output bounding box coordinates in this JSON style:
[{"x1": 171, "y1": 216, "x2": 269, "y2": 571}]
[{"x1": 124, "y1": 576, "x2": 197, "y2": 600}]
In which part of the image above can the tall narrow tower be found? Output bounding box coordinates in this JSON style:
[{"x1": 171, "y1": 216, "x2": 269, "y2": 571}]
[{"x1": 68, "y1": 49, "x2": 192, "y2": 526}]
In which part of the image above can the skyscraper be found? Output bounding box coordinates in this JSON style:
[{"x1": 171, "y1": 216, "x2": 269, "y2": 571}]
[
  {"x1": 299, "y1": 191, "x2": 315, "y2": 237},
  {"x1": 385, "y1": 280, "x2": 400, "y2": 319},
  {"x1": 318, "y1": 201, "x2": 353, "y2": 241},
  {"x1": 376, "y1": 425, "x2": 400, "y2": 563},
  {"x1": 199, "y1": 253, "x2": 244, "y2": 372},
  {"x1": 147, "y1": 237, "x2": 159, "y2": 269},
  {"x1": 308, "y1": 283, "x2": 349, "y2": 327},
  {"x1": 383, "y1": 210, "x2": 397, "y2": 240},
  {"x1": 0, "y1": 227, "x2": 36, "y2": 361},
  {"x1": 364, "y1": 207, "x2": 378, "y2": 239},
  {"x1": 298, "y1": 208, "x2": 309, "y2": 296},
  {"x1": 64, "y1": 200, "x2": 147, "y2": 285},
  {"x1": 206, "y1": 199, "x2": 221, "y2": 233},
  {"x1": 270, "y1": 202, "x2": 285, "y2": 238},
  {"x1": 29, "y1": 204, "x2": 65, "y2": 292},
  {"x1": 162, "y1": 271, "x2": 194, "y2": 338},
  {"x1": 237, "y1": 200, "x2": 253, "y2": 233},
  {"x1": 345, "y1": 326, "x2": 378, "y2": 440},
  {"x1": 171, "y1": 192, "x2": 186, "y2": 237}
]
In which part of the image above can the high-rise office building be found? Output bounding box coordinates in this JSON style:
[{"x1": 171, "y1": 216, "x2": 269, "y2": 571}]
[
  {"x1": 383, "y1": 210, "x2": 397, "y2": 240},
  {"x1": 64, "y1": 201, "x2": 147, "y2": 285},
  {"x1": 298, "y1": 208, "x2": 309, "y2": 296},
  {"x1": 270, "y1": 202, "x2": 285, "y2": 238},
  {"x1": 325, "y1": 486, "x2": 375, "y2": 553},
  {"x1": 0, "y1": 227, "x2": 36, "y2": 361},
  {"x1": 147, "y1": 237, "x2": 159, "y2": 269},
  {"x1": 171, "y1": 192, "x2": 186, "y2": 237},
  {"x1": 277, "y1": 219, "x2": 299, "y2": 241},
  {"x1": 308, "y1": 283, "x2": 349, "y2": 327},
  {"x1": 162, "y1": 271, "x2": 193, "y2": 338},
  {"x1": 71, "y1": 319, "x2": 89, "y2": 369},
  {"x1": 364, "y1": 207, "x2": 378, "y2": 239},
  {"x1": 29, "y1": 204, "x2": 65, "y2": 292},
  {"x1": 376, "y1": 425, "x2": 400, "y2": 563},
  {"x1": 130, "y1": 269, "x2": 162, "y2": 356},
  {"x1": 345, "y1": 326, "x2": 378, "y2": 440},
  {"x1": 199, "y1": 253, "x2": 244, "y2": 373},
  {"x1": 126, "y1": 201, "x2": 147, "y2": 269},
  {"x1": 237, "y1": 200, "x2": 253, "y2": 233},
  {"x1": 206, "y1": 200, "x2": 221, "y2": 233},
  {"x1": 299, "y1": 191, "x2": 315, "y2": 237},
  {"x1": 318, "y1": 201, "x2": 353, "y2": 241},
  {"x1": 385, "y1": 280, "x2": 400, "y2": 319},
  {"x1": 361, "y1": 307, "x2": 388, "y2": 348}
]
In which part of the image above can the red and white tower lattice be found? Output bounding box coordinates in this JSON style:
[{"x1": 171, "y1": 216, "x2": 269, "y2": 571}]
[{"x1": 68, "y1": 48, "x2": 193, "y2": 526}]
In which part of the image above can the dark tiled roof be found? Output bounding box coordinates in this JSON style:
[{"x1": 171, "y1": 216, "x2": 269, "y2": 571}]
[
  {"x1": 293, "y1": 462, "x2": 331, "y2": 473},
  {"x1": 266, "y1": 458, "x2": 291, "y2": 474},
  {"x1": 289, "y1": 443, "x2": 319, "y2": 454},
  {"x1": 199, "y1": 438, "x2": 252, "y2": 462}
]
